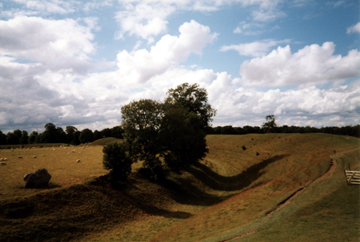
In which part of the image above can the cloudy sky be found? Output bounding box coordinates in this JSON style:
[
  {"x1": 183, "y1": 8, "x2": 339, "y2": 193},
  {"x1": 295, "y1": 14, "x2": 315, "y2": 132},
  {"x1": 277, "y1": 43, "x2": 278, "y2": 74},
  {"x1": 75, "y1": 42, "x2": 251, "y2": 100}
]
[{"x1": 0, "y1": 0, "x2": 359, "y2": 133}]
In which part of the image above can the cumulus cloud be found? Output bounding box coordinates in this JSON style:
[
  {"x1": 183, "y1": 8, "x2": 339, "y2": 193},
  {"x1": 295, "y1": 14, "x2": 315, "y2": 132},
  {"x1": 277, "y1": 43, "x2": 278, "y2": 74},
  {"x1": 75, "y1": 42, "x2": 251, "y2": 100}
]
[
  {"x1": 239, "y1": 42, "x2": 360, "y2": 87},
  {"x1": 0, "y1": 16, "x2": 97, "y2": 74},
  {"x1": 347, "y1": 22, "x2": 360, "y2": 34},
  {"x1": 116, "y1": 20, "x2": 217, "y2": 83},
  {"x1": 220, "y1": 39, "x2": 291, "y2": 57},
  {"x1": 114, "y1": 0, "x2": 284, "y2": 41}
]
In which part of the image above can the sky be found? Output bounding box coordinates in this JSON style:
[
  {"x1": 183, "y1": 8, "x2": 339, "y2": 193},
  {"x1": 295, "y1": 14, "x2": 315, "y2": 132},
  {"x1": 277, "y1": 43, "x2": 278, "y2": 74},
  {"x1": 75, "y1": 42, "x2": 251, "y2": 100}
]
[{"x1": 0, "y1": 0, "x2": 359, "y2": 133}]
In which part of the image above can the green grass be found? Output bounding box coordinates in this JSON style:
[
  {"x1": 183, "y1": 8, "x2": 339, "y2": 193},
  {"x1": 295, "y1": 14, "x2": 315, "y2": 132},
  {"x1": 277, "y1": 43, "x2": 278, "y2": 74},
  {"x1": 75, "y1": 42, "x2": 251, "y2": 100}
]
[
  {"x1": 0, "y1": 133, "x2": 359, "y2": 242},
  {"x1": 90, "y1": 137, "x2": 122, "y2": 146}
]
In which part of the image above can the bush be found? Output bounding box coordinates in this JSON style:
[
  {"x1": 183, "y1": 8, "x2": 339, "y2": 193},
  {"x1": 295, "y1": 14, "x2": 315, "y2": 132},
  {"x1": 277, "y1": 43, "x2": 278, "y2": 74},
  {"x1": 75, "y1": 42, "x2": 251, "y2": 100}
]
[{"x1": 103, "y1": 142, "x2": 133, "y2": 185}]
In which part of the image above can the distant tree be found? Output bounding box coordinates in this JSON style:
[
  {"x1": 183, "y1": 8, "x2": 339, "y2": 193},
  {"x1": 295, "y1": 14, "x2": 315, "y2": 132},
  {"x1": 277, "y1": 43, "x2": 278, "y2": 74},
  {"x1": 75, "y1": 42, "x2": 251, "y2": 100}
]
[
  {"x1": 20, "y1": 130, "x2": 28, "y2": 144},
  {"x1": 65, "y1": 126, "x2": 78, "y2": 143},
  {"x1": 79, "y1": 128, "x2": 93, "y2": 143},
  {"x1": 111, "y1": 126, "x2": 124, "y2": 139},
  {"x1": 56, "y1": 127, "x2": 68, "y2": 143},
  {"x1": 41, "y1": 123, "x2": 57, "y2": 143},
  {"x1": 93, "y1": 130, "x2": 102, "y2": 140},
  {"x1": 6, "y1": 132, "x2": 19, "y2": 144},
  {"x1": 28, "y1": 131, "x2": 38, "y2": 144},
  {"x1": 221, "y1": 125, "x2": 235, "y2": 134},
  {"x1": 72, "y1": 131, "x2": 81, "y2": 145},
  {"x1": 0, "y1": 130, "x2": 6, "y2": 145},
  {"x1": 103, "y1": 142, "x2": 133, "y2": 185},
  {"x1": 262, "y1": 115, "x2": 277, "y2": 133},
  {"x1": 101, "y1": 128, "x2": 112, "y2": 138}
]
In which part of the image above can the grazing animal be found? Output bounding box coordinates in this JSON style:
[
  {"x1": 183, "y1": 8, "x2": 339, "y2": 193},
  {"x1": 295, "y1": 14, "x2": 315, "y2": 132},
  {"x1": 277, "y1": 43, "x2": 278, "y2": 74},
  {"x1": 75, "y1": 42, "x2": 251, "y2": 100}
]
[
  {"x1": 1, "y1": 162, "x2": 6, "y2": 165},
  {"x1": 33, "y1": 156, "x2": 37, "y2": 158},
  {"x1": 76, "y1": 159, "x2": 81, "y2": 163},
  {"x1": 18, "y1": 156, "x2": 22, "y2": 158}
]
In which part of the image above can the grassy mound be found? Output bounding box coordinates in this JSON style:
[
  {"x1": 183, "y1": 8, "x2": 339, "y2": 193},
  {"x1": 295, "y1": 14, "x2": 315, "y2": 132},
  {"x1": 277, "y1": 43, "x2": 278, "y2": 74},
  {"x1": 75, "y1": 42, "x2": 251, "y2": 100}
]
[
  {"x1": 0, "y1": 133, "x2": 358, "y2": 242},
  {"x1": 89, "y1": 137, "x2": 122, "y2": 146}
]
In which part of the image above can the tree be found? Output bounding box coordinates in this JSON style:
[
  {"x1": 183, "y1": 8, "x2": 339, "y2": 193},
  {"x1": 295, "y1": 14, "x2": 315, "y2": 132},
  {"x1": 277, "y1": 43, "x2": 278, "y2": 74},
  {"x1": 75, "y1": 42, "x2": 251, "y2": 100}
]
[
  {"x1": 165, "y1": 83, "x2": 216, "y2": 131},
  {"x1": 262, "y1": 115, "x2": 277, "y2": 133},
  {"x1": 121, "y1": 99, "x2": 163, "y2": 165},
  {"x1": 0, "y1": 130, "x2": 6, "y2": 145},
  {"x1": 20, "y1": 130, "x2": 28, "y2": 144},
  {"x1": 101, "y1": 128, "x2": 112, "y2": 138},
  {"x1": 6, "y1": 132, "x2": 19, "y2": 144},
  {"x1": 79, "y1": 128, "x2": 93, "y2": 143},
  {"x1": 93, "y1": 130, "x2": 102, "y2": 140},
  {"x1": 160, "y1": 103, "x2": 208, "y2": 171},
  {"x1": 65, "y1": 126, "x2": 78, "y2": 143},
  {"x1": 120, "y1": 83, "x2": 216, "y2": 180},
  {"x1": 111, "y1": 126, "x2": 124, "y2": 139},
  {"x1": 42, "y1": 123, "x2": 57, "y2": 143},
  {"x1": 56, "y1": 127, "x2": 68, "y2": 143},
  {"x1": 103, "y1": 142, "x2": 133, "y2": 185},
  {"x1": 28, "y1": 131, "x2": 38, "y2": 144}
]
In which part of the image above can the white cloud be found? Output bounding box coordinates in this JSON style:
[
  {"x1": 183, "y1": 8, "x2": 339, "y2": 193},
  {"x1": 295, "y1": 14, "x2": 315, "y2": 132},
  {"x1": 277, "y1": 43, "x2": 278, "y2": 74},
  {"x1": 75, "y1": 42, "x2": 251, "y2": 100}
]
[
  {"x1": 115, "y1": 2, "x2": 175, "y2": 42},
  {"x1": 116, "y1": 20, "x2": 217, "y2": 83},
  {"x1": 115, "y1": 0, "x2": 284, "y2": 41},
  {"x1": 12, "y1": 0, "x2": 76, "y2": 15},
  {"x1": 347, "y1": 22, "x2": 360, "y2": 34},
  {"x1": 220, "y1": 39, "x2": 291, "y2": 57},
  {"x1": 0, "y1": 16, "x2": 97, "y2": 74},
  {"x1": 239, "y1": 42, "x2": 360, "y2": 87}
]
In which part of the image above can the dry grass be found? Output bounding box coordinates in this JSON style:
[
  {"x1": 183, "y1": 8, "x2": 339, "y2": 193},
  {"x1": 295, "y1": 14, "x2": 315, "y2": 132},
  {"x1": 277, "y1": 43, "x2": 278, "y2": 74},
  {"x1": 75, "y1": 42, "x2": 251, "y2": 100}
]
[
  {"x1": 0, "y1": 144, "x2": 106, "y2": 200},
  {"x1": 0, "y1": 134, "x2": 359, "y2": 242}
]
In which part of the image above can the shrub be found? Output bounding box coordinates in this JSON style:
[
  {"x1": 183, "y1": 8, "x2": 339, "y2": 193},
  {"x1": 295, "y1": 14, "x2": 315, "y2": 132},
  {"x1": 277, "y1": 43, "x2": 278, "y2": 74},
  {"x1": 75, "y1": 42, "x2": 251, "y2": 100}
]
[{"x1": 103, "y1": 142, "x2": 133, "y2": 185}]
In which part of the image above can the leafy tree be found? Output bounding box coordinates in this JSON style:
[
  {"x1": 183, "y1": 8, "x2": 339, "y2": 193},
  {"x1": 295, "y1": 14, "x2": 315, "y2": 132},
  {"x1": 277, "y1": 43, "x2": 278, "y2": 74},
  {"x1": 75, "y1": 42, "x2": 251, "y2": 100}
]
[
  {"x1": 111, "y1": 126, "x2": 124, "y2": 139},
  {"x1": 41, "y1": 123, "x2": 57, "y2": 143},
  {"x1": 103, "y1": 142, "x2": 133, "y2": 185},
  {"x1": 121, "y1": 99, "x2": 163, "y2": 163},
  {"x1": 28, "y1": 131, "x2": 38, "y2": 144},
  {"x1": 6, "y1": 132, "x2": 19, "y2": 144},
  {"x1": 160, "y1": 103, "x2": 207, "y2": 171},
  {"x1": 65, "y1": 126, "x2": 78, "y2": 143},
  {"x1": 72, "y1": 131, "x2": 81, "y2": 145},
  {"x1": 120, "y1": 83, "x2": 216, "y2": 180},
  {"x1": 20, "y1": 130, "x2": 28, "y2": 144},
  {"x1": 56, "y1": 127, "x2": 68, "y2": 143},
  {"x1": 101, "y1": 128, "x2": 112, "y2": 138},
  {"x1": 0, "y1": 130, "x2": 6, "y2": 145},
  {"x1": 79, "y1": 128, "x2": 93, "y2": 143},
  {"x1": 262, "y1": 115, "x2": 277, "y2": 133},
  {"x1": 165, "y1": 83, "x2": 216, "y2": 131},
  {"x1": 93, "y1": 130, "x2": 102, "y2": 140}
]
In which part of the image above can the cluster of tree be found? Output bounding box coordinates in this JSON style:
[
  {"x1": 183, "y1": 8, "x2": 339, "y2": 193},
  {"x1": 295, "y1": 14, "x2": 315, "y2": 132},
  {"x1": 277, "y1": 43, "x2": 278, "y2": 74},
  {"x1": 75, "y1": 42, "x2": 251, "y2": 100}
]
[
  {"x1": 207, "y1": 115, "x2": 360, "y2": 138},
  {"x1": 103, "y1": 83, "x2": 216, "y2": 184},
  {"x1": 0, "y1": 124, "x2": 124, "y2": 146}
]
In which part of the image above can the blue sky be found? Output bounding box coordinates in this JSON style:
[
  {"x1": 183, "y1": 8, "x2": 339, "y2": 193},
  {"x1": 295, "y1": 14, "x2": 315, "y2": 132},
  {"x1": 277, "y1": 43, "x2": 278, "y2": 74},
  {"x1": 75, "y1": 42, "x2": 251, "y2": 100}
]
[{"x1": 0, "y1": 0, "x2": 359, "y2": 133}]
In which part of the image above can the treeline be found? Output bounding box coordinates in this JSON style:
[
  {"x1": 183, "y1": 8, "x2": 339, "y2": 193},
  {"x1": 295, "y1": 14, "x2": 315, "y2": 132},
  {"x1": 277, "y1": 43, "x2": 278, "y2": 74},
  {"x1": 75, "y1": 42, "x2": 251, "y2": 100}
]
[
  {"x1": 1, "y1": 123, "x2": 359, "y2": 147},
  {"x1": 0, "y1": 123, "x2": 124, "y2": 146},
  {"x1": 206, "y1": 124, "x2": 360, "y2": 138}
]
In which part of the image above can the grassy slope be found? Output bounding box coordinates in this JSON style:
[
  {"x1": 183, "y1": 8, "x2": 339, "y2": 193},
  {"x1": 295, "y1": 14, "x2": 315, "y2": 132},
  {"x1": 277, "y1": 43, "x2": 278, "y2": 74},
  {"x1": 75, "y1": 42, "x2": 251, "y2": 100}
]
[{"x1": 0, "y1": 134, "x2": 358, "y2": 242}]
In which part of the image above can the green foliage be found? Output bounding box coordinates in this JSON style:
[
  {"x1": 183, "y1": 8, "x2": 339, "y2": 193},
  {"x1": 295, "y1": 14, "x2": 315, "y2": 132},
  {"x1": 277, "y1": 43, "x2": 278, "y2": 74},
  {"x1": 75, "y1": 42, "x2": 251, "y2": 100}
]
[
  {"x1": 165, "y1": 83, "x2": 216, "y2": 131},
  {"x1": 103, "y1": 142, "x2": 133, "y2": 184},
  {"x1": 262, "y1": 115, "x2": 277, "y2": 133},
  {"x1": 28, "y1": 131, "x2": 38, "y2": 144},
  {"x1": 120, "y1": 83, "x2": 215, "y2": 180},
  {"x1": 80, "y1": 128, "x2": 93, "y2": 143}
]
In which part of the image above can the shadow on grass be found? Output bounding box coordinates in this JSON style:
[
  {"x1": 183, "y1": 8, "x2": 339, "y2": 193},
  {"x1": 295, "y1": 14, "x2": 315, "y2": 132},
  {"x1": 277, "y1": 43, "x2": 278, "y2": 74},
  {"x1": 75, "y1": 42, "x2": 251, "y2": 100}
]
[{"x1": 185, "y1": 154, "x2": 288, "y2": 191}]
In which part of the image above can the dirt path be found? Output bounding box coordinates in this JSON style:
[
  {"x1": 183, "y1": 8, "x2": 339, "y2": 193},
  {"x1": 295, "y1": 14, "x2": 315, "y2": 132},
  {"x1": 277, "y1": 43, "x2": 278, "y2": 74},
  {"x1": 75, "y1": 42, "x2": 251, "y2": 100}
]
[{"x1": 220, "y1": 159, "x2": 338, "y2": 241}]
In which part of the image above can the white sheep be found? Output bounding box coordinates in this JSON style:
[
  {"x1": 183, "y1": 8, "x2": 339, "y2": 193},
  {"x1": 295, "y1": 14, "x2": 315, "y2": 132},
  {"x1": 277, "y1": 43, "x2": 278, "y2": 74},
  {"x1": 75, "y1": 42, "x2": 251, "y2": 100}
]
[
  {"x1": 76, "y1": 159, "x2": 81, "y2": 163},
  {"x1": 33, "y1": 156, "x2": 37, "y2": 158}
]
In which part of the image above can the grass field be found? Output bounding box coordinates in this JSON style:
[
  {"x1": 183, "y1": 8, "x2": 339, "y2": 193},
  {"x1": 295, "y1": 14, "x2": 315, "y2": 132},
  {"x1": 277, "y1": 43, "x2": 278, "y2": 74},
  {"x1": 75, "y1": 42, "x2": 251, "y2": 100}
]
[{"x1": 0, "y1": 133, "x2": 359, "y2": 242}]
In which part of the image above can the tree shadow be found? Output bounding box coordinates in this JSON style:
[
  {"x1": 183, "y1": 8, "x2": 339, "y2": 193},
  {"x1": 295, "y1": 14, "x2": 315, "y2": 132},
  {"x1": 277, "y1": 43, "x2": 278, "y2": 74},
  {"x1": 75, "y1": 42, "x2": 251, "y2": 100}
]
[{"x1": 185, "y1": 154, "x2": 288, "y2": 191}]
